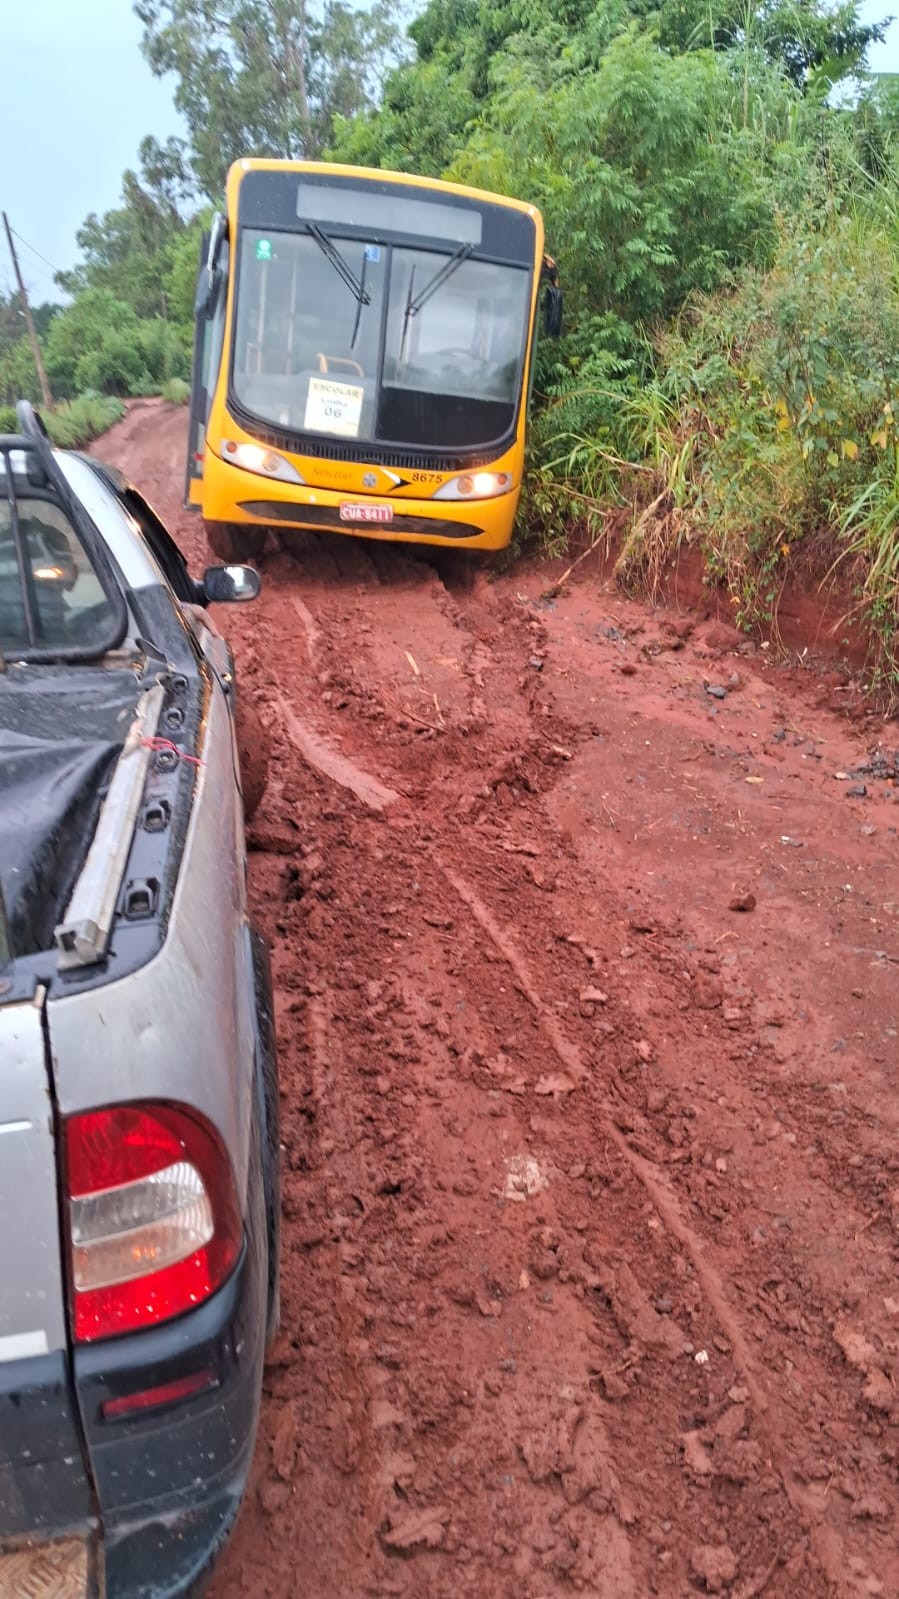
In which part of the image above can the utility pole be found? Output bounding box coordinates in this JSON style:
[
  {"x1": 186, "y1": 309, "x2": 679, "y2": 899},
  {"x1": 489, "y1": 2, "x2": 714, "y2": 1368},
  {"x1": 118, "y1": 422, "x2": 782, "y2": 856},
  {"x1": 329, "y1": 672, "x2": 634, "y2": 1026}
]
[{"x1": 2, "y1": 212, "x2": 54, "y2": 411}]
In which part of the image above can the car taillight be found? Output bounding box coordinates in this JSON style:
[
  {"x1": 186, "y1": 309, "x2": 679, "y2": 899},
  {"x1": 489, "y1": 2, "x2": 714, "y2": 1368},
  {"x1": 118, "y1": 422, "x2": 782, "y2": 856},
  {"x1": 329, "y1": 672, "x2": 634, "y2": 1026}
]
[{"x1": 65, "y1": 1103, "x2": 241, "y2": 1344}]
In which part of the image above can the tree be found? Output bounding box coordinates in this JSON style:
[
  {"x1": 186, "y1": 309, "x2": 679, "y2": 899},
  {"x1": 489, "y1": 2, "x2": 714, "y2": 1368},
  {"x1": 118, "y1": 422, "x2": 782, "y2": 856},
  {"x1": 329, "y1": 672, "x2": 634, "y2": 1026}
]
[
  {"x1": 453, "y1": 31, "x2": 779, "y2": 333},
  {"x1": 0, "y1": 294, "x2": 57, "y2": 361},
  {"x1": 331, "y1": 0, "x2": 618, "y2": 173},
  {"x1": 0, "y1": 294, "x2": 58, "y2": 405},
  {"x1": 43, "y1": 282, "x2": 197, "y2": 400},
  {"x1": 644, "y1": 0, "x2": 891, "y2": 86},
  {"x1": 45, "y1": 291, "x2": 142, "y2": 398},
  {"x1": 134, "y1": 0, "x2": 408, "y2": 196},
  {"x1": 0, "y1": 332, "x2": 40, "y2": 406},
  {"x1": 331, "y1": 0, "x2": 890, "y2": 174},
  {"x1": 55, "y1": 136, "x2": 194, "y2": 321}
]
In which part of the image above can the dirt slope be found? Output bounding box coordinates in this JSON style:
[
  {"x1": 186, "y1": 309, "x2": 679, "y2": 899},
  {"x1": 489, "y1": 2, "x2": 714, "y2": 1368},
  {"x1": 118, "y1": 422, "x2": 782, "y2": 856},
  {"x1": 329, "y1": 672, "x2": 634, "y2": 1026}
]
[{"x1": 96, "y1": 402, "x2": 899, "y2": 1599}]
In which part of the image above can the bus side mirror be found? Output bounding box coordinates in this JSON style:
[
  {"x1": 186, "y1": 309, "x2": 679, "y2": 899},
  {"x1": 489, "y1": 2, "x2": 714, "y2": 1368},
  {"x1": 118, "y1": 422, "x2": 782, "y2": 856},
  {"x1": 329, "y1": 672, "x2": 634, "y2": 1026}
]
[
  {"x1": 194, "y1": 265, "x2": 212, "y2": 318},
  {"x1": 195, "y1": 265, "x2": 224, "y2": 321},
  {"x1": 543, "y1": 286, "x2": 563, "y2": 338}
]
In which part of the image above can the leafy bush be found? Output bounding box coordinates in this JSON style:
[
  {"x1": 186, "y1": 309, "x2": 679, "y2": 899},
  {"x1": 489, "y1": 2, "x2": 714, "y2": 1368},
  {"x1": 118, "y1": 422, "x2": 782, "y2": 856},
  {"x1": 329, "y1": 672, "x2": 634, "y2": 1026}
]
[
  {"x1": 0, "y1": 395, "x2": 123, "y2": 447},
  {"x1": 452, "y1": 32, "x2": 780, "y2": 335},
  {"x1": 162, "y1": 376, "x2": 191, "y2": 405},
  {"x1": 74, "y1": 332, "x2": 153, "y2": 398},
  {"x1": 645, "y1": 208, "x2": 899, "y2": 656},
  {"x1": 43, "y1": 291, "x2": 191, "y2": 401},
  {"x1": 530, "y1": 190, "x2": 899, "y2": 689},
  {"x1": 45, "y1": 291, "x2": 140, "y2": 398},
  {"x1": 0, "y1": 337, "x2": 42, "y2": 407},
  {"x1": 43, "y1": 395, "x2": 125, "y2": 448},
  {"x1": 138, "y1": 318, "x2": 191, "y2": 386}
]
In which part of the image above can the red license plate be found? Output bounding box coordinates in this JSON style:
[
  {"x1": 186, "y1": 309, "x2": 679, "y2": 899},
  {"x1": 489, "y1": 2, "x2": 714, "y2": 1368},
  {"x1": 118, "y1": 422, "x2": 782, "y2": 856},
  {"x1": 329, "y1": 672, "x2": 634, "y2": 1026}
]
[{"x1": 339, "y1": 503, "x2": 394, "y2": 524}]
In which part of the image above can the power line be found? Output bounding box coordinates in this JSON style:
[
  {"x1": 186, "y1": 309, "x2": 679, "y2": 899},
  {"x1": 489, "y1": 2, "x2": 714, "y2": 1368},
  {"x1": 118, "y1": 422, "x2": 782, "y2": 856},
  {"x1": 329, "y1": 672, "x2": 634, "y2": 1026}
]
[{"x1": 8, "y1": 227, "x2": 64, "y2": 279}]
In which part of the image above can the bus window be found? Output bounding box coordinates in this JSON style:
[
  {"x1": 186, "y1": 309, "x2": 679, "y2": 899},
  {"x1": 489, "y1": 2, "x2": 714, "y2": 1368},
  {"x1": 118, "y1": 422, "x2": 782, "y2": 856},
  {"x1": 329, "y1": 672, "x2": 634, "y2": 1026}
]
[
  {"x1": 380, "y1": 251, "x2": 530, "y2": 449},
  {"x1": 232, "y1": 228, "x2": 531, "y2": 451},
  {"x1": 233, "y1": 230, "x2": 386, "y2": 439}
]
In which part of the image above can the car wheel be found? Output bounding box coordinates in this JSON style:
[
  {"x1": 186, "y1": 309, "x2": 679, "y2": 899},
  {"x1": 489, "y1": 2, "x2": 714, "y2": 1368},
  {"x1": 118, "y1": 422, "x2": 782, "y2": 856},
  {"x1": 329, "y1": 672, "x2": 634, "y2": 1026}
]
[
  {"x1": 236, "y1": 696, "x2": 270, "y2": 820},
  {"x1": 205, "y1": 521, "x2": 268, "y2": 562}
]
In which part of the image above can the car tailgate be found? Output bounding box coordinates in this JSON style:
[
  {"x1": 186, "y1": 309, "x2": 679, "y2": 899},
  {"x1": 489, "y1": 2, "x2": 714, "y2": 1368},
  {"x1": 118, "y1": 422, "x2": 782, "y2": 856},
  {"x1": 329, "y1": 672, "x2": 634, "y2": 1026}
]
[{"x1": 0, "y1": 995, "x2": 94, "y2": 1548}]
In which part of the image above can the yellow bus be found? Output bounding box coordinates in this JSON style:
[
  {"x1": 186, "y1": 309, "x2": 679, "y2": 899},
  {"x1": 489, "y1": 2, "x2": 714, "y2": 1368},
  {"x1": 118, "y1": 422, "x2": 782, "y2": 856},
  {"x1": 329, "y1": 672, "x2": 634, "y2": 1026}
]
[{"x1": 185, "y1": 159, "x2": 562, "y2": 560}]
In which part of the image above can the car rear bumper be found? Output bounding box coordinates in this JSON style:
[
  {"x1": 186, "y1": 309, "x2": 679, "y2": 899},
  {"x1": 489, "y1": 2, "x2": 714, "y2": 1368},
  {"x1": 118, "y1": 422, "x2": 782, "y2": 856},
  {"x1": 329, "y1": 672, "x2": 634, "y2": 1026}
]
[
  {"x1": 83, "y1": 1219, "x2": 266, "y2": 1599},
  {"x1": 0, "y1": 1158, "x2": 267, "y2": 1599}
]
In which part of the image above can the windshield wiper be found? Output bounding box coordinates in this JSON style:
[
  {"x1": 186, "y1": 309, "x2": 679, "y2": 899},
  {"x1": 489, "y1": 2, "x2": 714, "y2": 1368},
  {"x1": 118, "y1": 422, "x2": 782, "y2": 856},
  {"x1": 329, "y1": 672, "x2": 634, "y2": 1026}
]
[
  {"x1": 307, "y1": 222, "x2": 371, "y2": 307},
  {"x1": 399, "y1": 242, "x2": 473, "y2": 361},
  {"x1": 350, "y1": 250, "x2": 368, "y2": 351},
  {"x1": 407, "y1": 243, "x2": 474, "y2": 318}
]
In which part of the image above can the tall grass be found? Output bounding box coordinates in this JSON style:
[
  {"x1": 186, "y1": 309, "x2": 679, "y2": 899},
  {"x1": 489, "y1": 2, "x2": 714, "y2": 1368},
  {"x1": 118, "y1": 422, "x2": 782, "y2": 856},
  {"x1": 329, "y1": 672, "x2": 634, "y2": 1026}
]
[
  {"x1": 836, "y1": 444, "x2": 899, "y2": 691},
  {"x1": 526, "y1": 135, "x2": 899, "y2": 693}
]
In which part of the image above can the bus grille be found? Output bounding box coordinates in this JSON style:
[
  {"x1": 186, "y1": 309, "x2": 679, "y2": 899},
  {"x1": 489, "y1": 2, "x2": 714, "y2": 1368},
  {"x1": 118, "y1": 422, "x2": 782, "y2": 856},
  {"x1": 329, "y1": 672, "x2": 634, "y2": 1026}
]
[{"x1": 227, "y1": 399, "x2": 507, "y2": 474}]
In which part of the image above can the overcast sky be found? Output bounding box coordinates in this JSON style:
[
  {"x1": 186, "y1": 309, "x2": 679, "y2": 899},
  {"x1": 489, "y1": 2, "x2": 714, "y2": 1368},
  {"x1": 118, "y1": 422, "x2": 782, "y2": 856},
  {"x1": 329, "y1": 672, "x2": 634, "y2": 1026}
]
[
  {"x1": 3, "y1": 0, "x2": 898, "y2": 306},
  {"x1": 3, "y1": 1, "x2": 183, "y2": 304}
]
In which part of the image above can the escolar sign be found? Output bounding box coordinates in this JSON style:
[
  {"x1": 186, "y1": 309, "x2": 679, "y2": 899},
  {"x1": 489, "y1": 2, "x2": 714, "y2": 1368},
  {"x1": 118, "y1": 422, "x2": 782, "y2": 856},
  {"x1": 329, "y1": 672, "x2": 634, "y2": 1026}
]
[{"x1": 304, "y1": 377, "x2": 364, "y2": 439}]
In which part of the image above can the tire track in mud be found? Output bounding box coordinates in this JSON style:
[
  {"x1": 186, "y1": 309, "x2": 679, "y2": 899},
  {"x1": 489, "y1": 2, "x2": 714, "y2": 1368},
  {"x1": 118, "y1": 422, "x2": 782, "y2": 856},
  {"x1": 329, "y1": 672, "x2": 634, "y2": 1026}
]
[
  {"x1": 431, "y1": 817, "x2": 899, "y2": 1597},
  {"x1": 435, "y1": 861, "x2": 880, "y2": 1593},
  {"x1": 223, "y1": 546, "x2": 812, "y2": 1586},
  {"x1": 239, "y1": 543, "x2": 898, "y2": 1598},
  {"x1": 271, "y1": 687, "x2": 402, "y2": 811},
  {"x1": 245, "y1": 798, "x2": 819, "y2": 1599}
]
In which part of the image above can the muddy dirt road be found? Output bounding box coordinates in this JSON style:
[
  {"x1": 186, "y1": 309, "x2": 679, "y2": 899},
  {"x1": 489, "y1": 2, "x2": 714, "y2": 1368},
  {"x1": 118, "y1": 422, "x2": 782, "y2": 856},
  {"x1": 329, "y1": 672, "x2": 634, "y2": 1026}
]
[{"x1": 98, "y1": 401, "x2": 898, "y2": 1598}]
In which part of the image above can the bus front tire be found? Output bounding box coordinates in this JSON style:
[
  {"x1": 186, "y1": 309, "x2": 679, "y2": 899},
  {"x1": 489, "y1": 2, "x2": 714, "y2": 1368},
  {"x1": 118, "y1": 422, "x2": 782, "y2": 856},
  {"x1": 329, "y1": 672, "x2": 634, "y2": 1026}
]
[{"x1": 205, "y1": 521, "x2": 268, "y2": 563}]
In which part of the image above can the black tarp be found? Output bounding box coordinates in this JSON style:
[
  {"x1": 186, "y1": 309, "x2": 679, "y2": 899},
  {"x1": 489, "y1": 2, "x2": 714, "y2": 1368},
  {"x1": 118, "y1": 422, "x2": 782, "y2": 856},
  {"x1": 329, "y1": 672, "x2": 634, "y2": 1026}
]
[{"x1": 0, "y1": 666, "x2": 140, "y2": 957}]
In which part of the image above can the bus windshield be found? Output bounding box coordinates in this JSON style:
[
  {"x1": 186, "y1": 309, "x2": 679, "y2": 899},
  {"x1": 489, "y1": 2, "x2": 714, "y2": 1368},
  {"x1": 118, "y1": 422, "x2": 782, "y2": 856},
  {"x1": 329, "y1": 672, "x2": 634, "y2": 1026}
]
[{"x1": 232, "y1": 227, "x2": 532, "y2": 451}]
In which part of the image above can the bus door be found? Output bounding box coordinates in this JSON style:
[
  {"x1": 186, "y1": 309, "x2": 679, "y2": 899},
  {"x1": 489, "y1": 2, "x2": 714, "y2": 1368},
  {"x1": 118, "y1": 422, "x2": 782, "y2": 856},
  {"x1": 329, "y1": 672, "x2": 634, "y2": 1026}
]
[{"x1": 184, "y1": 217, "x2": 228, "y2": 510}]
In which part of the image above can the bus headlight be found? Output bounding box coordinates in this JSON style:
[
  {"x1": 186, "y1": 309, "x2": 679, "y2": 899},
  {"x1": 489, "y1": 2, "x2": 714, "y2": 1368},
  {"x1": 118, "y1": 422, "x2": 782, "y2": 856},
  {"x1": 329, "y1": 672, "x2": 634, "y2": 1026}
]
[
  {"x1": 433, "y1": 471, "x2": 513, "y2": 500},
  {"x1": 220, "y1": 440, "x2": 306, "y2": 484}
]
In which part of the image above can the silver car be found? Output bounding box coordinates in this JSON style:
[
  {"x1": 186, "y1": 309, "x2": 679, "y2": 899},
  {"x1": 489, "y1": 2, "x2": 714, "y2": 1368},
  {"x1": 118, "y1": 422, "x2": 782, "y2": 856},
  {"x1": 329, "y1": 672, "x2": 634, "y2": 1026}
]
[{"x1": 0, "y1": 403, "x2": 279, "y2": 1598}]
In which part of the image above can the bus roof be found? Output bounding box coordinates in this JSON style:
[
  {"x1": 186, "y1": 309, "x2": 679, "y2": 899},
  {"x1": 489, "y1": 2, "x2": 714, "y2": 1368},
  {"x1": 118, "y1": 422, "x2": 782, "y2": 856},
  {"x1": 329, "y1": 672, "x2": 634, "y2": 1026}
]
[{"x1": 225, "y1": 159, "x2": 541, "y2": 225}]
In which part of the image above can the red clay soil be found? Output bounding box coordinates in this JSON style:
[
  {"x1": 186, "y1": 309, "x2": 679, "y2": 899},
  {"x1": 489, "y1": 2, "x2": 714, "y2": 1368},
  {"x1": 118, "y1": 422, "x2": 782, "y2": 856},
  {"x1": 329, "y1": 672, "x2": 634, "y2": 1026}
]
[{"x1": 96, "y1": 400, "x2": 899, "y2": 1599}]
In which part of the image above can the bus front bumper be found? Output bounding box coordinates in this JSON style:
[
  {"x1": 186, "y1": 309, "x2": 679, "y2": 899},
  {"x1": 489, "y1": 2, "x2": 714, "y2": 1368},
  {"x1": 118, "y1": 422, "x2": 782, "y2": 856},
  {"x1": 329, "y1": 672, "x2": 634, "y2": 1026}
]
[
  {"x1": 200, "y1": 452, "x2": 521, "y2": 550},
  {"x1": 239, "y1": 495, "x2": 518, "y2": 549}
]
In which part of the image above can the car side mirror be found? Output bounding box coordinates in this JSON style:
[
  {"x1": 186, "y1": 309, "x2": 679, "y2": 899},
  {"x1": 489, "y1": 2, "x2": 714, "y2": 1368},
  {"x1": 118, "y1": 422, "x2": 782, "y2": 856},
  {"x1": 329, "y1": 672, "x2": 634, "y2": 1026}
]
[
  {"x1": 202, "y1": 564, "x2": 261, "y2": 604},
  {"x1": 543, "y1": 285, "x2": 563, "y2": 338}
]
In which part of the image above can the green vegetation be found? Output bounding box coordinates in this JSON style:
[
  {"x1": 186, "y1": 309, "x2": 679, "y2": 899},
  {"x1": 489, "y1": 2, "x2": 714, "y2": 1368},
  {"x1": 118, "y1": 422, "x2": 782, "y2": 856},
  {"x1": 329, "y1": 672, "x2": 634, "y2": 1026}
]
[
  {"x1": 329, "y1": 0, "x2": 899, "y2": 685},
  {"x1": 4, "y1": 0, "x2": 899, "y2": 679},
  {"x1": 134, "y1": 0, "x2": 408, "y2": 194},
  {"x1": 162, "y1": 376, "x2": 191, "y2": 406},
  {"x1": 1, "y1": 134, "x2": 200, "y2": 444},
  {"x1": 0, "y1": 395, "x2": 124, "y2": 446},
  {"x1": 512, "y1": 89, "x2": 899, "y2": 689}
]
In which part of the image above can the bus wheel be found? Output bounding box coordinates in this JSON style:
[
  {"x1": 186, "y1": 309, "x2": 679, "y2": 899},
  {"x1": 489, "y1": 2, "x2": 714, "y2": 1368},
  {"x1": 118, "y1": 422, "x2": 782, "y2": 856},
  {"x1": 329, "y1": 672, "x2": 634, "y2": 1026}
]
[{"x1": 205, "y1": 521, "x2": 268, "y2": 563}]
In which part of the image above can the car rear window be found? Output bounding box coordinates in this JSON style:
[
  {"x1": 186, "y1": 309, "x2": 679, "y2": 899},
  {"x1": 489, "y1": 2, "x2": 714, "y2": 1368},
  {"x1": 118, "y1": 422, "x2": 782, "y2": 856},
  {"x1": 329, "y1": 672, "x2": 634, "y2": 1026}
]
[{"x1": 0, "y1": 451, "x2": 123, "y2": 658}]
